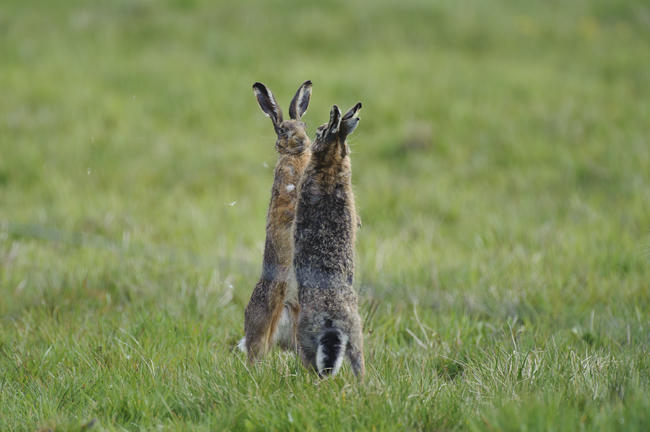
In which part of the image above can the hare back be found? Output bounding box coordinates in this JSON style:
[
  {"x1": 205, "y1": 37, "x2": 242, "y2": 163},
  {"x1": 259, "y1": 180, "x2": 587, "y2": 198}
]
[{"x1": 294, "y1": 178, "x2": 356, "y2": 292}]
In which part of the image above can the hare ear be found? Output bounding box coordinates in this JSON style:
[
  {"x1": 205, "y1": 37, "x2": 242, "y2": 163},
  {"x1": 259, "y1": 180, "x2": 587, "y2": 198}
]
[
  {"x1": 253, "y1": 82, "x2": 283, "y2": 127},
  {"x1": 326, "y1": 105, "x2": 342, "y2": 136},
  {"x1": 342, "y1": 102, "x2": 362, "y2": 121},
  {"x1": 289, "y1": 80, "x2": 312, "y2": 120},
  {"x1": 340, "y1": 102, "x2": 362, "y2": 138}
]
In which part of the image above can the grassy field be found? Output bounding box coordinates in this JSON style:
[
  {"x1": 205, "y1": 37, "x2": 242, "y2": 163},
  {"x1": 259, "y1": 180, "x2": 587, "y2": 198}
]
[{"x1": 1, "y1": 0, "x2": 649, "y2": 430}]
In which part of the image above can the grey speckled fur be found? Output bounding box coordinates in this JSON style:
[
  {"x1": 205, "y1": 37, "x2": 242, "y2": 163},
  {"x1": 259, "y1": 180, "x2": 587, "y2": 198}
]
[{"x1": 293, "y1": 103, "x2": 365, "y2": 377}]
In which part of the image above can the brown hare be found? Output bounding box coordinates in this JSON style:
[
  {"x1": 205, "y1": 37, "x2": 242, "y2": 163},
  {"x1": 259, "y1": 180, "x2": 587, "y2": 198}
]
[
  {"x1": 293, "y1": 103, "x2": 365, "y2": 377},
  {"x1": 242, "y1": 80, "x2": 313, "y2": 361}
]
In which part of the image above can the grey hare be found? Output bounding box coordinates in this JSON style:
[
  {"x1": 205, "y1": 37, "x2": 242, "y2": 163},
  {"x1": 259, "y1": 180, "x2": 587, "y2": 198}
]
[{"x1": 293, "y1": 103, "x2": 365, "y2": 377}]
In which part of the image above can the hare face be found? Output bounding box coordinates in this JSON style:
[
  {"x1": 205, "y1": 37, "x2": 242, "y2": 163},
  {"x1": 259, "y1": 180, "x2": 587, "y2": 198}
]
[
  {"x1": 276, "y1": 120, "x2": 310, "y2": 155},
  {"x1": 253, "y1": 80, "x2": 313, "y2": 155}
]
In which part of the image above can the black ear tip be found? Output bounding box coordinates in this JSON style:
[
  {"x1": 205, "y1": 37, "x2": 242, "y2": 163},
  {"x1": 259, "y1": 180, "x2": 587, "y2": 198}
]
[
  {"x1": 252, "y1": 82, "x2": 264, "y2": 91},
  {"x1": 303, "y1": 80, "x2": 312, "y2": 86},
  {"x1": 356, "y1": 102, "x2": 362, "y2": 110}
]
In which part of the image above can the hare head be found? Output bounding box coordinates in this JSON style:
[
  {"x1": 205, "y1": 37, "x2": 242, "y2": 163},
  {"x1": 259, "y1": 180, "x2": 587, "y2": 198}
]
[
  {"x1": 253, "y1": 80, "x2": 312, "y2": 155},
  {"x1": 312, "y1": 102, "x2": 362, "y2": 163}
]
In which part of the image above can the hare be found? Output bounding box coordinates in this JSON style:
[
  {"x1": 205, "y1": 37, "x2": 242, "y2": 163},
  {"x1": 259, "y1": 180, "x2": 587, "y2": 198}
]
[
  {"x1": 293, "y1": 103, "x2": 365, "y2": 377},
  {"x1": 242, "y1": 80, "x2": 313, "y2": 361}
]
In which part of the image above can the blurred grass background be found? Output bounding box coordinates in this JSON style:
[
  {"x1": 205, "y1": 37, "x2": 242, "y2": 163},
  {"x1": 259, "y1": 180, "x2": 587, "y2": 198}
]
[{"x1": 1, "y1": 0, "x2": 649, "y2": 430}]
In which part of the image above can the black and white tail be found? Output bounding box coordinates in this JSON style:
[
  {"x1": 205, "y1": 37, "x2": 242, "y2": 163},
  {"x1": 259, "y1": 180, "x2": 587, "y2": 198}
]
[{"x1": 316, "y1": 329, "x2": 348, "y2": 376}]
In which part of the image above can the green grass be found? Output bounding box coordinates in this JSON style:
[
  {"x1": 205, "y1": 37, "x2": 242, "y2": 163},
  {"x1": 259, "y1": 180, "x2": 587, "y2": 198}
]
[{"x1": 1, "y1": 0, "x2": 649, "y2": 430}]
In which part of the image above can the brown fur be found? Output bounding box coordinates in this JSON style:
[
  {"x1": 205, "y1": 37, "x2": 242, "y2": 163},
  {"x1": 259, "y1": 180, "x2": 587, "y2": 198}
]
[{"x1": 244, "y1": 81, "x2": 312, "y2": 361}]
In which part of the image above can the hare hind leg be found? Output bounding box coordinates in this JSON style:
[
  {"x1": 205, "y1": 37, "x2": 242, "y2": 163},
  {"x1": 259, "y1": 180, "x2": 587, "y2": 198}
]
[
  {"x1": 244, "y1": 278, "x2": 287, "y2": 361},
  {"x1": 264, "y1": 279, "x2": 289, "y2": 351},
  {"x1": 347, "y1": 325, "x2": 365, "y2": 377},
  {"x1": 275, "y1": 300, "x2": 299, "y2": 351},
  {"x1": 347, "y1": 345, "x2": 365, "y2": 377},
  {"x1": 243, "y1": 283, "x2": 270, "y2": 361},
  {"x1": 275, "y1": 271, "x2": 300, "y2": 351}
]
